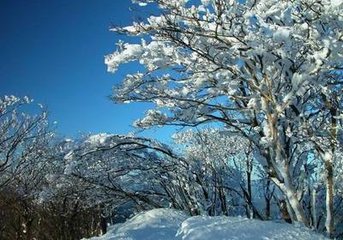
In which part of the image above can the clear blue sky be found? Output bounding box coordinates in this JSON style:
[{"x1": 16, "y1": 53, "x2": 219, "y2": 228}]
[{"x1": 0, "y1": 0, "x2": 175, "y2": 139}]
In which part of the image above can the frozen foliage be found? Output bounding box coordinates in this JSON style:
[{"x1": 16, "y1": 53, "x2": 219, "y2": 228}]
[
  {"x1": 59, "y1": 133, "x2": 178, "y2": 212},
  {"x1": 106, "y1": 0, "x2": 343, "y2": 234},
  {"x1": 173, "y1": 128, "x2": 268, "y2": 218},
  {"x1": 0, "y1": 95, "x2": 58, "y2": 239},
  {"x1": 87, "y1": 208, "x2": 327, "y2": 240},
  {"x1": 0, "y1": 95, "x2": 52, "y2": 190}
]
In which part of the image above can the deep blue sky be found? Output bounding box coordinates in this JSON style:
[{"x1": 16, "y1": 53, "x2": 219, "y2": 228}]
[{"x1": 0, "y1": 0, "x2": 174, "y2": 139}]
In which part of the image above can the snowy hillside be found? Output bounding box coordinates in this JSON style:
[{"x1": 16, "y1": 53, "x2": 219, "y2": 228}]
[{"x1": 88, "y1": 208, "x2": 327, "y2": 240}]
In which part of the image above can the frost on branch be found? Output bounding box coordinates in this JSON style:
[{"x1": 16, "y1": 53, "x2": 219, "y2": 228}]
[
  {"x1": 105, "y1": 42, "x2": 144, "y2": 72},
  {"x1": 106, "y1": 0, "x2": 343, "y2": 230},
  {"x1": 0, "y1": 95, "x2": 52, "y2": 195},
  {"x1": 134, "y1": 109, "x2": 169, "y2": 128},
  {"x1": 106, "y1": 0, "x2": 343, "y2": 129}
]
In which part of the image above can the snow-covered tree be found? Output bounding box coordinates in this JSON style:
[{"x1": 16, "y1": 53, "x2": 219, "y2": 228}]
[
  {"x1": 309, "y1": 80, "x2": 342, "y2": 236},
  {"x1": 0, "y1": 95, "x2": 52, "y2": 190},
  {"x1": 173, "y1": 128, "x2": 267, "y2": 218},
  {"x1": 105, "y1": 0, "x2": 343, "y2": 235},
  {"x1": 60, "y1": 134, "x2": 180, "y2": 220},
  {"x1": 0, "y1": 95, "x2": 55, "y2": 239}
]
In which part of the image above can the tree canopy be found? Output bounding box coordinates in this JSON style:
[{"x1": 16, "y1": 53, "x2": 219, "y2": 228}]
[{"x1": 105, "y1": 0, "x2": 342, "y2": 236}]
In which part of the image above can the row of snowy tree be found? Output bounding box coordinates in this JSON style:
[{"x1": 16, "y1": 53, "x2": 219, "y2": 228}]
[{"x1": 0, "y1": 93, "x2": 342, "y2": 239}]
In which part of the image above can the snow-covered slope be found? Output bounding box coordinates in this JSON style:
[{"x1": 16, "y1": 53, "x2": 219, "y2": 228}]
[
  {"x1": 88, "y1": 208, "x2": 327, "y2": 240},
  {"x1": 177, "y1": 215, "x2": 326, "y2": 240},
  {"x1": 88, "y1": 209, "x2": 188, "y2": 240}
]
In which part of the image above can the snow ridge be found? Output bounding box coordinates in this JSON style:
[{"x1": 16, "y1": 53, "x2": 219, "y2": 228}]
[{"x1": 87, "y1": 209, "x2": 327, "y2": 240}]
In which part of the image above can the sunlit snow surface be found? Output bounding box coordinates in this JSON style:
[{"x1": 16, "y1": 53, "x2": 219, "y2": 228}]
[{"x1": 87, "y1": 208, "x2": 327, "y2": 240}]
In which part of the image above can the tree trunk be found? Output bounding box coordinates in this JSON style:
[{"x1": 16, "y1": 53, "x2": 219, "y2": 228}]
[
  {"x1": 100, "y1": 215, "x2": 107, "y2": 235},
  {"x1": 311, "y1": 187, "x2": 317, "y2": 229},
  {"x1": 246, "y1": 157, "x2": 253, "y2": 219},
  {"x1": 264, "y1": 107, "x2": 308, "y2": 226},
  {"x1": 265, "y1": 197, "x2": 271, "y2": 220},
  {"x1": 324, "y1": 102, "x2": 337, "y2": 238},
  {"x1": 264, "y1": 178, "x2": 274, "y2": 220},
  {"x1": 316, "y1": 140, "x2": 335, "y2": 237},
  {"x1": 324, "y1": 160, "x2": 334, "y2": 238},
  {"x1": 272, "y1": 176, "x2": 309, "y2": 226}
]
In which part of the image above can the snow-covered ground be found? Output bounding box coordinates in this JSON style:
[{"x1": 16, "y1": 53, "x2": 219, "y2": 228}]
[{"x1": 87, "y1": 208, "x2": 327, "y2": 240}]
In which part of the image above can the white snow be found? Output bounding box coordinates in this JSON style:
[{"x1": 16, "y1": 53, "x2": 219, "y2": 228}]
[
  {"x1": 85, "y1": 133, "x2": 114, "y2": 145},
  {"x1": 331, "y1": 0, "x2": 343, "y2": 7},
  {"x1": 247, "y1": 98, "x2": 258, "y2": 109},
  {"x1": 87, "y1": 209, "x2": 188, "y2": 240},
  {"x1": 86, "y1": 208, "x2": 327, "y2": 240},
  {"x1": 273, "y1": 27, "x2": 291, "y2": 43}
]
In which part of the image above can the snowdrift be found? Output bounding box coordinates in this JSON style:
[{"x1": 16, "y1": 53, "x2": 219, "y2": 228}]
[{"x1": 88, "y1": 208, "x2": 327, "y2": 240}]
